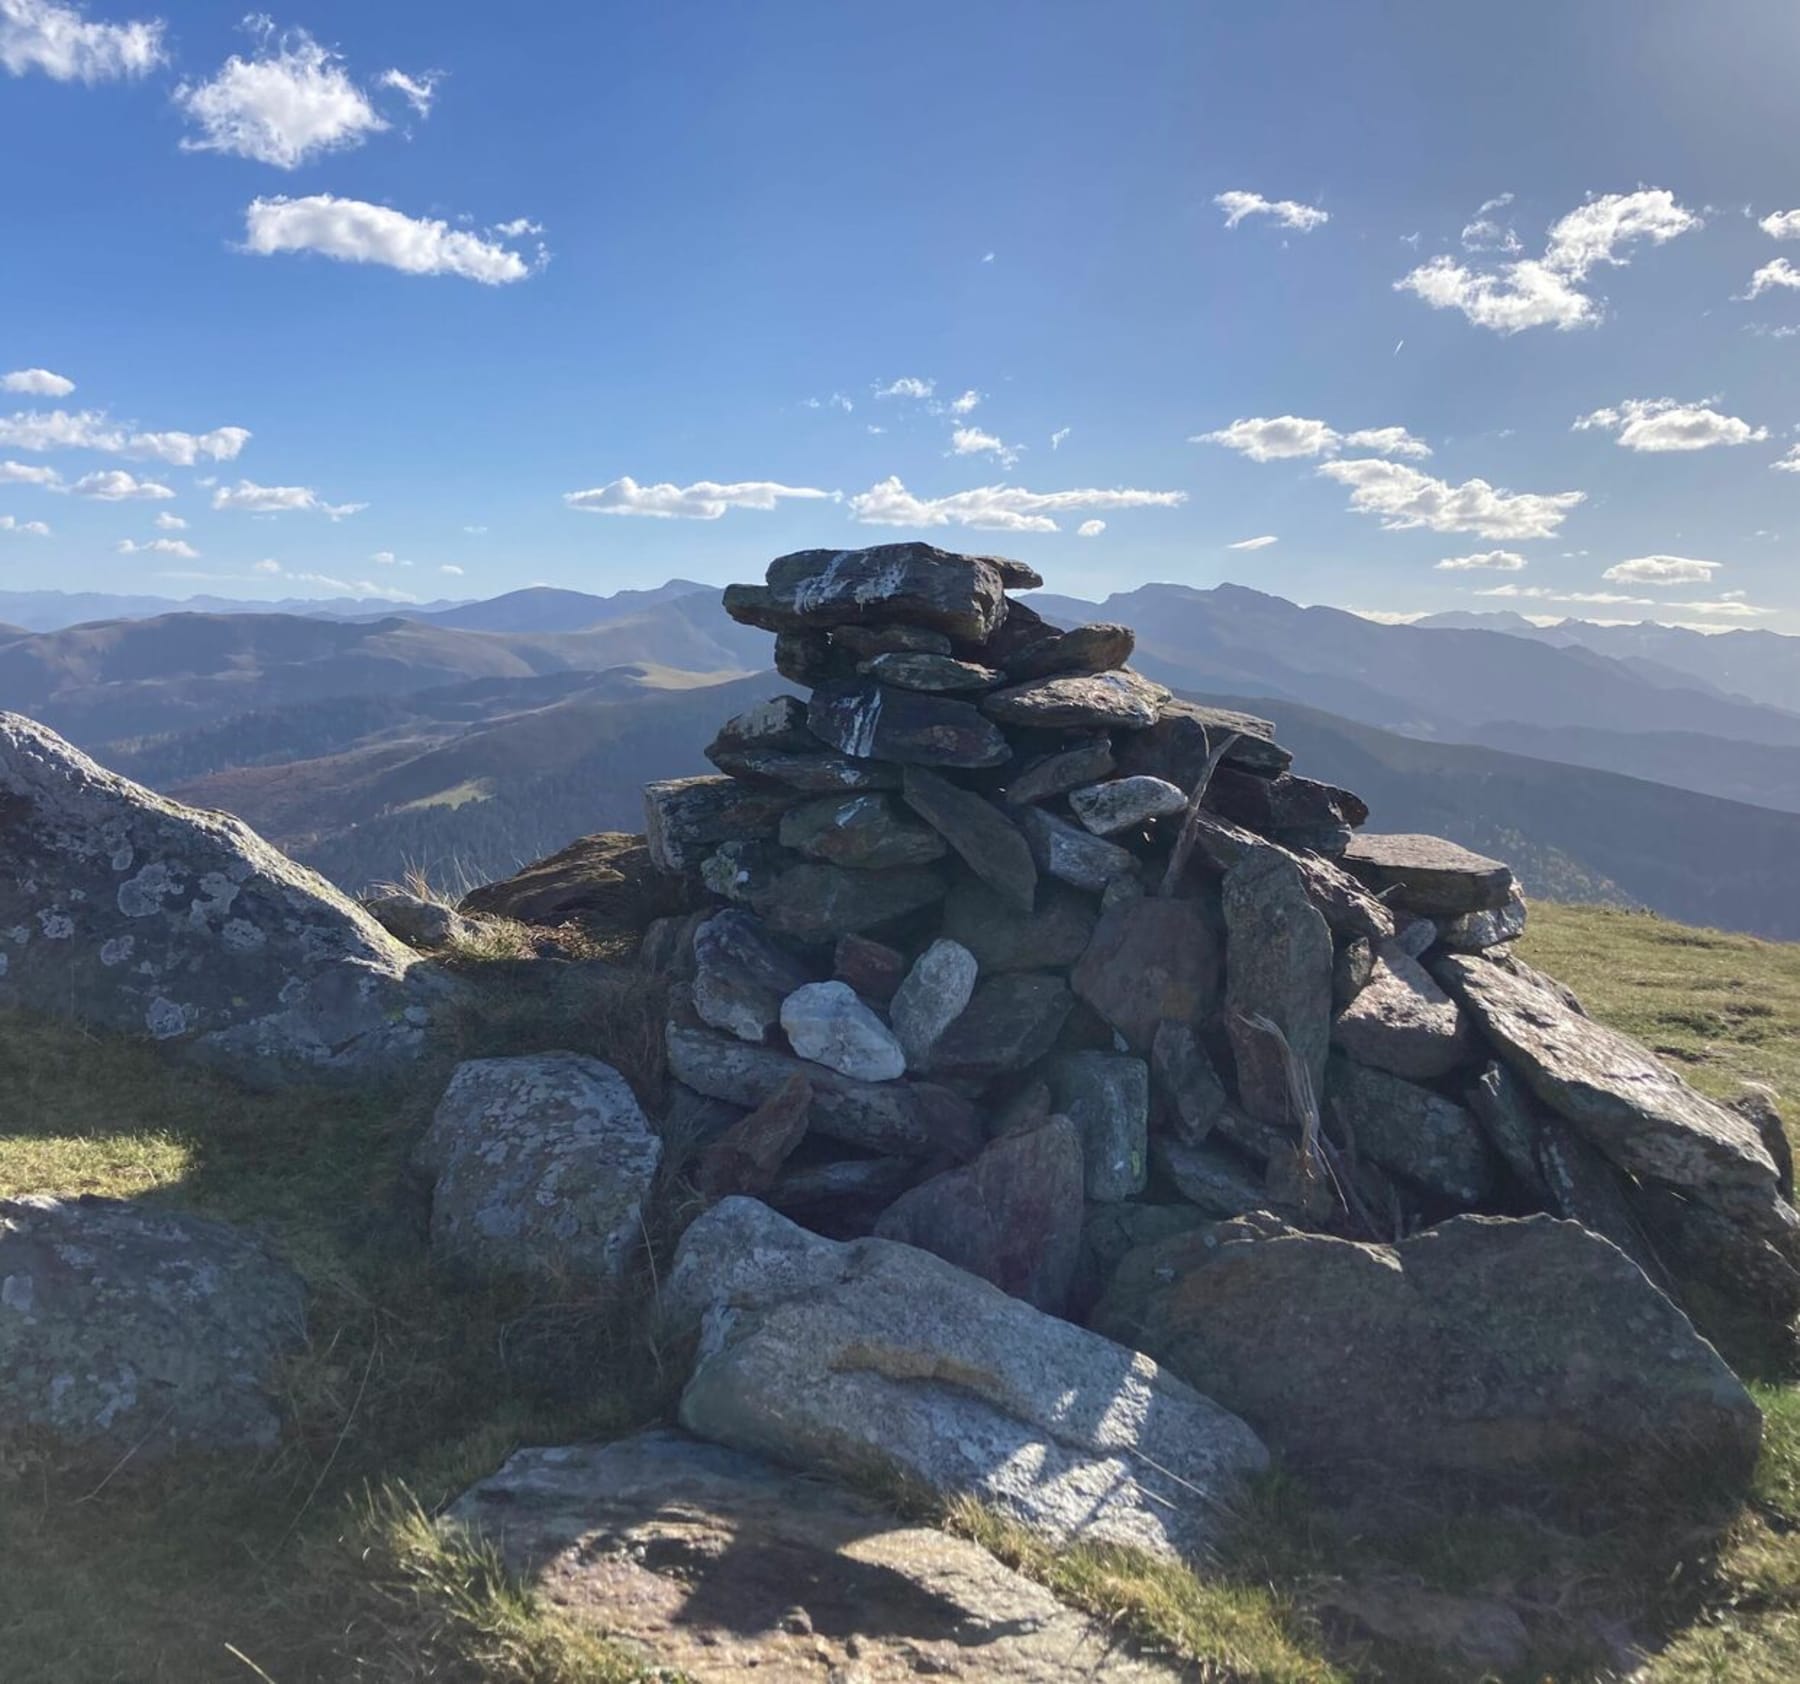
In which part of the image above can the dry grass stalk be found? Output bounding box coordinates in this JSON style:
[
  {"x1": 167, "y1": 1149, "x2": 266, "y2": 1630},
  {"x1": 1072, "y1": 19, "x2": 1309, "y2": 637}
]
[{"x1": 1159, "y1": 729, "x2": 1243, "y2": 897}]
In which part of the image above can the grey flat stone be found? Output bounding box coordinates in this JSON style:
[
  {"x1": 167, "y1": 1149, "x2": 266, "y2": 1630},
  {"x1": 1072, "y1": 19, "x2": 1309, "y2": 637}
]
[
  {"x1": 901, "y1": 765, "x2": 1037, "y2": 913},
  {"x1": 665, "y1": 1198, "x2": 1268, "y2": 1559},
  {"x1": 446, "y1": 1429, "x2": 1188, "y2": 1683},
  {"x1": 1342, "y1": 832, "x2": 1515, "y2": 917},
  {"x1": 1069, "y1": 775, "x2": 1188, "y2": 836},
  {"x1": 1047, "y1": 1051, "x2": 1150, "y2": 1202},
  {"x1": 888, "y1": 937, "x2": 979, "y2": 1069}
]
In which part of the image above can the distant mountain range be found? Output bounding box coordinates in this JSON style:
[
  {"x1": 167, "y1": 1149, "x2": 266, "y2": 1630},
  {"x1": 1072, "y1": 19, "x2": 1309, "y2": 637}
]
[{"x1": 5, "y1": 575, "x2": 1800, "y2": 937}]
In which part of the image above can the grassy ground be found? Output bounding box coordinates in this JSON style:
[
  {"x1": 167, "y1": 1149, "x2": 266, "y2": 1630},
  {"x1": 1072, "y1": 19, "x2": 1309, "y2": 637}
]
[{"x1": 1, "y1": 901, "x2": 1797, "y2": 1681}]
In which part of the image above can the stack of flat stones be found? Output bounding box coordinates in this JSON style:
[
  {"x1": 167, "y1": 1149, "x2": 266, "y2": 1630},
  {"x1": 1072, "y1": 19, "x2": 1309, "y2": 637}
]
[{"x1": 642, "y1": 542, "x2": 1800, "y2": 1329}]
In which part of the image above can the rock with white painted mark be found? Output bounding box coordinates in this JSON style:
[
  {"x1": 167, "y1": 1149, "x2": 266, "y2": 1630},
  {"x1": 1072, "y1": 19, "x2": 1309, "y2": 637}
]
[
  {"x1": 0, "y1": 1194, "x2": 306, "y2": 1456},
  {"x1": 724, "y1": 543, "x2": 1013, "y2": 641},
  {"x1": 808, "y1": 680, "x2": 1011, "y2": 769},
  {"x1": 0, "y1": 711, "x2": 443, "y2": 1085},
  {"x1": 777, "y1": 792, "x2": 948, "y2": 870},
  {"x1": 1069, "y1": 775, "x2": 1187, "y2": 836},
  {"x1": 780, "y1": 981, "x2": 907, "y2": 1082},
  {"x1": 644, "y1": 775, "x2": 799, "y2": 873}
]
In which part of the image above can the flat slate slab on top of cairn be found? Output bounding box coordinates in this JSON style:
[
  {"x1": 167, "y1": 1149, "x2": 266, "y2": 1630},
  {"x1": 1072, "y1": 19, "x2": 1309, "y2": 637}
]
[{"x1": 645, "y1": 540, "x2": 1800, "y2": 1484}]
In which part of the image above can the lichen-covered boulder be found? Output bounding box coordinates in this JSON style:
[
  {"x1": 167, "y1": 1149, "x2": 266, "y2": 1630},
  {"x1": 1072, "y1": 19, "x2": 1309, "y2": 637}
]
[
  {"x1": 0, "y1": 1195, "x2": 307, "y2": 1455},
  {"x1": 414, "y1": 1054, "x2": 663, "y2": 1282},
  {"x1": 0, "y1": 712, "x2": 443, "y2": 1085},
  {"x1": 1093, "y1": 1213, "x2": 1761, "y2": 1501}
]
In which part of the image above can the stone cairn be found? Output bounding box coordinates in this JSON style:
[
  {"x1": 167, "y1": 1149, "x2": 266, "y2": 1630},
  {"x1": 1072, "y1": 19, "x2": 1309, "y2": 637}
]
[{"x1": 641, "y1": 542, "x2": 1800, "y2": 1329}]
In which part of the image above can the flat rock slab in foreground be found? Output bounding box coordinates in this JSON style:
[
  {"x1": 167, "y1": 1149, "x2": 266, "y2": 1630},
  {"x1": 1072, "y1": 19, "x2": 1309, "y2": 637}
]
[
  {"x1": 447, "y1": 1429, "x2": 1184, "y2": 1683},
  {"x1": 0, "y1": 1194, "x2": 306, "y2": 1456},
  {"x1": 666, "y1": 1197, "x2": 1268, "y2": 1560},
  {"x1": 0, "y1": 711, "x2": 441, "y2": 1085},
  {"x1": 1093, "y1": 1213, "x2": 1761, "y2": 1500}
]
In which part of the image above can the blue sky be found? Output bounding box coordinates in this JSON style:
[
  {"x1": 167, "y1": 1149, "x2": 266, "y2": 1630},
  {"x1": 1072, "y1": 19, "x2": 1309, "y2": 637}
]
[{"x1": 3, "y1": 0, "x2": 1800, "y2": 631}]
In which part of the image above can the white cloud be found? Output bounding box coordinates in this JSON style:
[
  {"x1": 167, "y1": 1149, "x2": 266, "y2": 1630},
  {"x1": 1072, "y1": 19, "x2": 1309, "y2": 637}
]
[
  {"x1": 950, "y1": 425, "x2": 1020, "y2": 466},
  {"x1": 1196, "y1": 415, "x2": 1340, "y2": 461},
  {"x1": 1214, "y1": 190, "x2": 1329, "y2": 232},
  {"x1": 1774, "y1": 446, "x2": 1800, "y2": 474},
  {"x1": 1195, "y1": 416, "x2": 1430, "y2": 462},
  {"x1": 380, "y1": 66, "x2": 439, "y2": 117},
  {"x1": 0, "y1": 0, "x2": 164, "y2": 82},
  {"x1": 212, "y1": 479, "x2": 364, "y2": 517},
  {"x1": 1397, "y1": 188, "x2": 1700, "y2": 334},
  {"x1": 1664, "y1": 596, "x2": 1777, "y2": 619},
  {"x1": 177, "y1": 21, "x2": 390, "y2": 169},
  {"x1": 242, "y1": 195, "x2": 540, "y2": 285},
  {"x1": 1744, "y1": 258, "x2": 1800, "y2": 299},
  {"x1": 1435, "y1": 549, "x2": 1527, "y2": 571},
  {"x1": 0, "y1": 458, "x2": 60, "y2": 486},
  {"x1": 875, "y1": 376, "x2": 934, "y2": 400},
  {"x1": 1760, "y1": 210, "x2": 1800, "y2": 240},
  {"x1": 1460, "y1": 193, "x2": 1521, "y2": 254},
  {"x1": 493, "y1": 216, "x2": 544, "y2": 239},
  {"x1": 1573, "y1": 397, "x2": 1767, "y2": 452},
  {"x1": 154, "y1": 510, "x2": 185, "y2": 530},
  {"x1": 461, "y1": 524, "x2": 487, "y2": 535},
  {"x1": 563, "y1": 476, "x2": 836, "y2": 520},
  {"x1": 1076, "y1": 519, "x2": 1106, "y2": 538},
  {"x1": 1342, "y1": 425, "x2": 1432, "y2": 459},
  {"x1": 1050, "y1": 427, "x2": 1070, "y2": 450},
  {"x1": 253, "y1": 559, "x2": 281, "y2": 573},
  {"x1": 0, "y1": 514, "x2": 51, "y2": 535},
  {"x1": 0, "y1": 407, "x2": 249, "y2": 463},
  {"x1": 285, "y1": 571, "x2": 414, "y2": 600},
  {"x1": 2, "y1": 367, "x2": 74, "y2": 397},
  {"x1": 949, "y1": 389, "x2": 981, "y2": 416},
  {"x1": 1317, "y1": 458, "x2": 1584, "y2": 539},
  {"x1": 1475, "y1": 584, "x2": 1654, "y2": 607},
  {"x1": 846, "y1": 476, "x2": 1185, "y2": 534},
  {"x1": 117, "y1": 536, "x2": 198, "y2": 558},
  {"x1": 1601, "y1": 555, "x2": 1721, "y2": 585},
  {"x1": 440, "y1": 563, "x2": 464, "y2": 576},
  {"x1": 1227, "y1": 534, "x2": 1278, "y2": 551},
  {"x1": 70, "y1": 468, "x2": 173, "y2": 500},
  {"x1": 981, "y1": 251, "x2": 995, "y2": 263},
  {"x1": 370, "y1": 549, "x2": 401, "y2": 564}
]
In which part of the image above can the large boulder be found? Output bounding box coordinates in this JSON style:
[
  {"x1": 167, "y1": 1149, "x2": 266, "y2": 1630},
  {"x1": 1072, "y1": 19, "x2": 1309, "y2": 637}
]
[
  {"x1": 665, "y1": 1197, "x2": 1268, "y2": 1558},
  {"x1": 1093, "y1": 1213, "x2": 1761, "y2": 1500},
  {"x1": 1331, "y1": 942, "x2": 1474, "y2": 1081},
  {"x1": 0, "y1": 712, "x2": 441, "y2": 1085},
  {"x1": 0, "y1": 1195, "x2": 306, "y2": 1455},
  {"x1": 414, "y1": 1054, "x2": 662, "y2": 1281},
  {"x1": 446, "y1": 1429, "x2": 1187, "y2": 1683}
]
